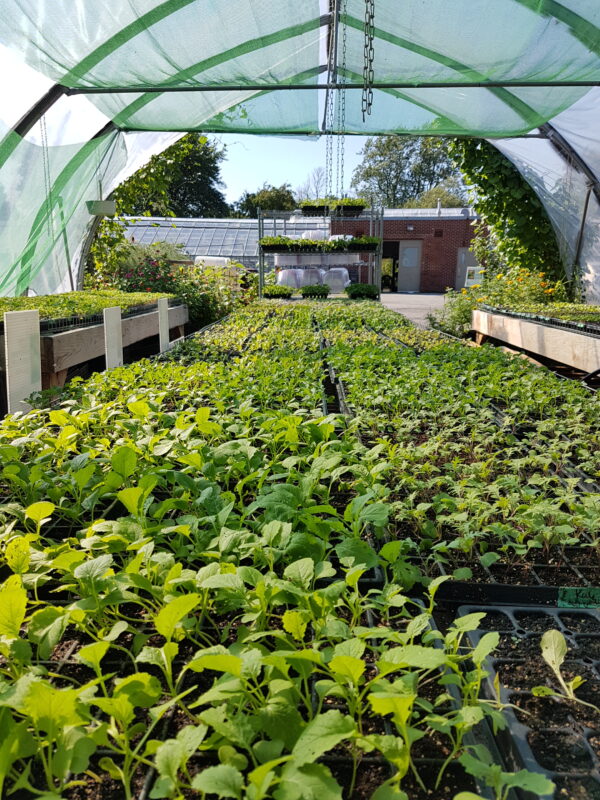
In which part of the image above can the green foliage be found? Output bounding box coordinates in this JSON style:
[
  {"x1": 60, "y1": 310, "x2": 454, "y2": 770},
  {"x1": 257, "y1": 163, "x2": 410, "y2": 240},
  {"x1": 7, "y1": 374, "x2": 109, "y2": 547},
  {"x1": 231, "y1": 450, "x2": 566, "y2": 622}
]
[
  {"x1": 331, "y1": 197, "x2": 368, "y2": 208},
  {"x1": 87, "y1": 134, "x2": 229, "y2": 280},
  {"x1": 2, "y1": 299, "x2": 598, "y2": 799},
  {"x1": 429, "y1": 265, "x2": 568, "y2": 337},
  {"x1": 351, "y1": 136, "x2": 460, "y2": 207},
  {"x1": 263, "y1": 285, "x2": 294, "y2": 298},
  {"x1": 300, "y1": 284, "x2": 329, "y2": 298},
  {"x1": 0, "y1": 289, "x2": 172, "y2": 320},
  {"x1": 300, "y1": 197, "x2": 330, "y2": 207},
  {"x1": 449, "y1": 139, "x2": 564, "y2": 281},
  {"x1": 407, "y1": 180, "x2": 466, "y2": 209},
  {"x1": 87, "y1": 240, "x2": 252, "y2": 327},
  {"x1": 259, "y1": 236, "x2": 379, "y2": 252},
  {"x1": 235, "y1": 183, "x2": 296, "y2": 217},
  {"x1": 487, "y1": 301, "x2": 600, "y2": 322},
  {"x1": 345, "y1": 283, "x2": 379, "y2": 299}
]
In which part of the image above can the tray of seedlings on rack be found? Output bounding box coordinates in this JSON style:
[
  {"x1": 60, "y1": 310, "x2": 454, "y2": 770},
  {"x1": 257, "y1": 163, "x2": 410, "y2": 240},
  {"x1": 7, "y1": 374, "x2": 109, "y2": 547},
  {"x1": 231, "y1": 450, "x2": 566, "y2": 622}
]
[{"x1": 459, "y1": 604, "x2": 600, "y2": 799}]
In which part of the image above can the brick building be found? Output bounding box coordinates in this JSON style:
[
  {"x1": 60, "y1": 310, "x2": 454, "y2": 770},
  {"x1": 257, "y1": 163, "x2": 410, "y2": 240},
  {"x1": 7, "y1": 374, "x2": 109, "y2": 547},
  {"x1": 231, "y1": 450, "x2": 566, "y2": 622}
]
[
  {"x1": 123, "y1": 208, "x2": 479, "y2": 293},
  {"x1": 331, "y1": 207, "x2": 479, "y2": 292}
]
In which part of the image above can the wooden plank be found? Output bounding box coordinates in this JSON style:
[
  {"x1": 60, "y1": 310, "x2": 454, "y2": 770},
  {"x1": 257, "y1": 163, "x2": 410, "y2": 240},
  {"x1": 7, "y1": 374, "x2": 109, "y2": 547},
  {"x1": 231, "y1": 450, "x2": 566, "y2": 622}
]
[
  {"x1": 158, "y1": 297, "x2": 170, "y2": 352},
  {"x1": 4, "y1": 310, "x2": 41, "y2": 413},
  {"x1": 41, "y1": 304, "x2": 188, "y2": 373},
  {"x1": 104, "y1": 306, "x2": 123, "y2": 369},
  {"x1": 472, "y1": 309, "x2": 600, "y2": 373}
]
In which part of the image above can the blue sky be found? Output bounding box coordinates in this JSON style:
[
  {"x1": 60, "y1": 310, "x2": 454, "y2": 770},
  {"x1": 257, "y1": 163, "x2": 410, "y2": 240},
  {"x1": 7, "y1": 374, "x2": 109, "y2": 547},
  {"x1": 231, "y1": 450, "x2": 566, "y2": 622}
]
[{"x1": 216, "y1": 133, "x2": 369, "y2": 203}]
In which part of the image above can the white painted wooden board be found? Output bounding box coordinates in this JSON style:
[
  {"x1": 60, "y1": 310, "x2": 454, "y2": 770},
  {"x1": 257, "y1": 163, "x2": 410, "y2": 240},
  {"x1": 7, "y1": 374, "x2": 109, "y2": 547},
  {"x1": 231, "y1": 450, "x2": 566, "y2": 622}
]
[
  {"x1": 473, "y1": 310, "x2": 600, "y2": 373},
  {"x1": 158, "y1": 297, "x2": 170, "y2": 352},
  {"x1": 4, "y1": 310, "x2": 41, "y2": 413},
  {"x1": 103, "y1": 306, "x2": 123, "y2": 369}
]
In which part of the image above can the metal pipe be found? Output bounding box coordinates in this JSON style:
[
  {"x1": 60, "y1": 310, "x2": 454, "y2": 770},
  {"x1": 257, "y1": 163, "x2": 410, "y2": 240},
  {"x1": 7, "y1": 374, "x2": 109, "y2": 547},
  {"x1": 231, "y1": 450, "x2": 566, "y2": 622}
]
[
  {"x1": 541, "y1": 123, "x2": 600, "y2": 203},
  {"x1": 66, "y1": 79, "x2": 600, "y2": 94},
  {"x1": 258, "y1": 208, "x2": 264, "y2": 299}
]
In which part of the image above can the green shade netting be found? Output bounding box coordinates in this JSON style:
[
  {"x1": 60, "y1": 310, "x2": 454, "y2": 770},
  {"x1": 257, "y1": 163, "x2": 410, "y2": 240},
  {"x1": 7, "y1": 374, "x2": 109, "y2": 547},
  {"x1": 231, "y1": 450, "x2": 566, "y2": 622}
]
[
  {"x1": 1, "y1": 0, "x2": 600, "y2": 295},
  {"x1": 1, "y1": 0, "x2": 599, "y2": 136},
  {"x1": 0, "y1": 128, "x2": 126, "y2": 296},
  {"x1": 2, "y1": 0, "x2": 324, "y2": 90}
]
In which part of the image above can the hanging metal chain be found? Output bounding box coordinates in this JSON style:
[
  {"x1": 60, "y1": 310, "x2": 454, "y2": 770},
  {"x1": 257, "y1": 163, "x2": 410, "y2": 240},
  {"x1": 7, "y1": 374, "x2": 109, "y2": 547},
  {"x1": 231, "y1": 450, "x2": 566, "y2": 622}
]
[
  {"x1": 336, "y1": 0, "x2": 348, "y2": 196},
  {"x1": 325, "y1": 0, "x2": 339, "y2": 200},
  {"x1": 362, "y1": 0, "x2": 375, "y2": 122},
  {"x1": 325, "y1": 88, "x2": 335, "y2": 198}
]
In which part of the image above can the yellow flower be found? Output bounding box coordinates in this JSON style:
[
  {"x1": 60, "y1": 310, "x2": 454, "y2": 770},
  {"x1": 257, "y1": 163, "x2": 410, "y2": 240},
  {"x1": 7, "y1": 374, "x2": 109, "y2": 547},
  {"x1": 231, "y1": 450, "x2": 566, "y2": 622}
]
[
  {"x1": 476, "y1": 297, "x2": 484, "y2": 302},
  {"x1": 471, "y1": 283, "x2": 481, "y2": 289},
  {"x1": 461, "y1": 288, "x2": 468, "y2": 294},
  {"x1": 496, "y1": 273, "x2": 504, "y2": 279}
]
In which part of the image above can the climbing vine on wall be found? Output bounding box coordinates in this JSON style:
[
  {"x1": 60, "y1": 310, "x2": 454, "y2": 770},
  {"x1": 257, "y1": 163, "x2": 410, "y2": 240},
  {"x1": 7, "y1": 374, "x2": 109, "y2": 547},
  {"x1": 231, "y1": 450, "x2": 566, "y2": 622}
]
[{"x1": 450, "y1": 139, "x2": 565, "y2": 283}]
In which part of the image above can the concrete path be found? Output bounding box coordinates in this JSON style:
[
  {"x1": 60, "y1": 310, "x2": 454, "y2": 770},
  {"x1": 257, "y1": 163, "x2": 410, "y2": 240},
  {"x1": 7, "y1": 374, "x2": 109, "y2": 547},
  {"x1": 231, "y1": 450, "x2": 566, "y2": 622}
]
[{"x1": 380, "y1": 292, "x2": 446, "y2": 328}]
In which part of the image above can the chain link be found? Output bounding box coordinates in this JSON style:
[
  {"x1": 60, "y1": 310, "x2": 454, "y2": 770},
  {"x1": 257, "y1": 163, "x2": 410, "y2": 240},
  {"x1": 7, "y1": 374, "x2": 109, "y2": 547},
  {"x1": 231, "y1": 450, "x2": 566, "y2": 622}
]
[
  {"x1": 325, "y1": 0, "x2": 338, "y2": 199},
  {"x1": 362, "y1": 0, "x2": 375, "y2": 122},
  {"x1": 336, "y1": 0, "x2": 347, "y2": 196},
  {"x1": 325, "y1": 88, "x2": 335, "y2": 198}
]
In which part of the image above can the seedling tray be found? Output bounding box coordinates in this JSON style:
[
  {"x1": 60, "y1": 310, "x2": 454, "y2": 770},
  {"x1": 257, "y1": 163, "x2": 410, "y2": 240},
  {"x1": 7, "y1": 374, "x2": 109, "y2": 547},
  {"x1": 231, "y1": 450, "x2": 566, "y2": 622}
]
[
  {"x1": 436, "y1": 551, "x2": 600, "y2": 607},
  {"x1": 459, "y1": 604, "x2": 600, "y2": 799}
]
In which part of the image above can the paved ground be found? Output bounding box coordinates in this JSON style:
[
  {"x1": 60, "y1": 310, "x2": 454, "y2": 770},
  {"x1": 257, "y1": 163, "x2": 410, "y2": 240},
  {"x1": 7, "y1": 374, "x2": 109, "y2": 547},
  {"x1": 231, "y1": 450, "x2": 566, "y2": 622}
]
[{"x1": 380, "y1": 292, "x2": 446, "y2": 328}]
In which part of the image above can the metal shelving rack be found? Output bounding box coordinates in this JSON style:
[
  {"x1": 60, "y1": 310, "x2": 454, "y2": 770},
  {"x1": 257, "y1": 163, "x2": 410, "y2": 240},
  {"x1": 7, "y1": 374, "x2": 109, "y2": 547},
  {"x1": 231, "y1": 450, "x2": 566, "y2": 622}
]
[{"x1": 257, "y1": 206, "x2": 383, "y2": 298}]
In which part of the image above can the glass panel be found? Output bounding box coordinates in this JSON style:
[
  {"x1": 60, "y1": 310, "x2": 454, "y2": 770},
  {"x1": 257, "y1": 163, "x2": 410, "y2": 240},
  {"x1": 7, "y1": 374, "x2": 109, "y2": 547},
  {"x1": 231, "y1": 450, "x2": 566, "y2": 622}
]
[{"x1": 401, "y1": 246, "x2": 419, "y2": 268}]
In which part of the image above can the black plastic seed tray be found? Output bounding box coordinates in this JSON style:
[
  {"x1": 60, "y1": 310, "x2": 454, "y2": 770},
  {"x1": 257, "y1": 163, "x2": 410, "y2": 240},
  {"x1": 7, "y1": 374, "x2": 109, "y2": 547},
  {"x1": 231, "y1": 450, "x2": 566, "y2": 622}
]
[
  {"x1": 459, "y1": 604, "x2": 600, "y2": 800},
  {"x1": 435, "y1": 551, "x2": 600, "y2": 608}
]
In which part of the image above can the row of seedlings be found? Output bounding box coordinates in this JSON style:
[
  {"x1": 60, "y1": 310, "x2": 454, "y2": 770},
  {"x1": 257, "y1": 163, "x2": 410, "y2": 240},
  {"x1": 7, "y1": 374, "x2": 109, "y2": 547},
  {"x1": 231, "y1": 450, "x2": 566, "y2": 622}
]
[
  {"x1": 0, "y1": 301, "x2": 546, "y2": 800},
  {"x1": 315, "y1": 300, "x2": 600, "y2": 798}
]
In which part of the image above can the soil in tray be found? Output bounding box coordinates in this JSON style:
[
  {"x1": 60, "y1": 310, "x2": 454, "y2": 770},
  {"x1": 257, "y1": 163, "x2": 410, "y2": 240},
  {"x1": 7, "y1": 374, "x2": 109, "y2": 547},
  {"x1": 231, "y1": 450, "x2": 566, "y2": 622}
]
[
  {"x1": 495, "y1": 659, "x2": 555, "y2": 690},
  {"x1": 397, "y1": 762, "x2": 478, "y2": 799},
  {"x1": 574, "y1": 634, "x2": 600, "y2": 661},
  {"x1": 513, "y1": 610, "x2": 560, "y2": 632},
  {"x1": 528, "y1": 730, "x2": 594, "y2": 772},
  {"x1": 476, "y1": 610, "x2": 514, "y2": 631},
  {"x1": 495, "y1": 632, "x2": 543, "y2": 658},
  {"x1": 488, "y1": 563, "x2": 541, "y2": 584},
  {"x1": 553, "y1": 775, "x2": 600, "y2": 800},
  {"x1": 533, "y1": 565, "x2": 585, "y2": 585},
  {"x1": 324, "y1": 759, "x2": 390, "y2": 800},
  {"x1": 559, "y1": 613, "x2": 600, "y2": 634},
  {"x1": 512, "y1": 693, "x2": 576, "y2": 729},
  {"x1": 12, "y1": 763, "x2": 147, "y2": 800}
]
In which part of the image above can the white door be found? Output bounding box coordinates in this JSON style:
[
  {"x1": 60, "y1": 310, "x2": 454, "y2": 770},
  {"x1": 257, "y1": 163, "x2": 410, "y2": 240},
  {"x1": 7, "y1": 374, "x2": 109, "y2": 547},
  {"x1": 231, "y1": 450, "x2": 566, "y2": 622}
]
[{"x1": 397, "y1": 240, "x2": 422, "y2": 292}]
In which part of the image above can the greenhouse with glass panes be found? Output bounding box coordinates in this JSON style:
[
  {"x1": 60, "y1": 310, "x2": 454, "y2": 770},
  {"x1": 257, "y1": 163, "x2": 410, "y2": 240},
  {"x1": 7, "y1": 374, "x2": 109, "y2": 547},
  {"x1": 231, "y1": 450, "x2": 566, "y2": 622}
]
[{"x1": 3, "y1": 2, "x2": 600, "y2": 798}]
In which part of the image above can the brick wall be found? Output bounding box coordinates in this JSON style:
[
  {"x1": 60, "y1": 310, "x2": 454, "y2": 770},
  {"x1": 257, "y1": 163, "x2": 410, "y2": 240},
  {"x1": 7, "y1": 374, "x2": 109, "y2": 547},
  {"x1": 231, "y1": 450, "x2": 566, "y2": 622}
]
[{"x1": 331, "y1": 217, "x2": 476, "y2": 291}]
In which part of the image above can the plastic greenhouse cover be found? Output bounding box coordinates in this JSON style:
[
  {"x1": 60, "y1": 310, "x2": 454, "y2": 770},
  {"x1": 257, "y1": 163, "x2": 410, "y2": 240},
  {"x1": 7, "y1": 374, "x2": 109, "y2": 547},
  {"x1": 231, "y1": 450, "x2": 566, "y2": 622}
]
[
  {"x1": 1, "y1": 0, "x2": 600, "y2": 295},
  {"x1": 494, "y1": 136, "x2": 589, "y2": 273}
]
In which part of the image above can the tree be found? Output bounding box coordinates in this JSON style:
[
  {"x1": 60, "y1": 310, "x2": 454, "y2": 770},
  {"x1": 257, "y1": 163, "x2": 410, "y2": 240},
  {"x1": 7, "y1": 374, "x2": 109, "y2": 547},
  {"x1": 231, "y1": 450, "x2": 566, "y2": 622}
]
[
  {"x1": 351, "y1": 136, "x2": 459, "y2": 207},
  {"x1": 235, "y1": 183, "x2": 296, "y2": 217},
  {"x1": 407, "y1": 177, "x2": 467, "y2": 208},
  {"x1": 295, "y1": 167, "x2": 327, "y2": 203},
  {"x1": 122, "y1": 134, "x2": 230, "y2": 218},
  {"x1": 309, "y1": 167, "x2": 326, "y2": 199},
  {"x1": 87, "y1": 134, "x2": 230, "y2": 281}
]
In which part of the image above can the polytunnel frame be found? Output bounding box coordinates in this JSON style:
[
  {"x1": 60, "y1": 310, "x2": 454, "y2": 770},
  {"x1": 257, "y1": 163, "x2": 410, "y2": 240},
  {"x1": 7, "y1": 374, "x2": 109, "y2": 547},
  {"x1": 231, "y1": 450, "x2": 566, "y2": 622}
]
[{"x1": 2, "y1": 0, "x2": 600, "y2": 294}]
